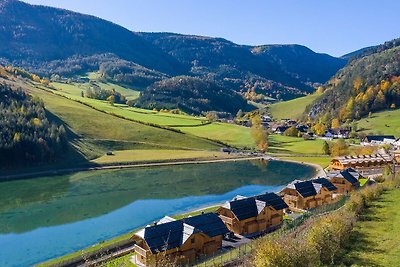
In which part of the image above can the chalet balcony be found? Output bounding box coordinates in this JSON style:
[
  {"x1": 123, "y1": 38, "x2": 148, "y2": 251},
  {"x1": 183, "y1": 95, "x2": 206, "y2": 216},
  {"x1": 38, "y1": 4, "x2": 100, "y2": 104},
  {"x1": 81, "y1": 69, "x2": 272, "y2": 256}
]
[
  {"x1": 219, "y1": 215, "x2": 234, "y2": 225},
  {"x1": 134, "y1": 244, "x2": 148, "y2": 257},
  {"x1": 284, "y1": 195, "x2": 299, "y2": 202}
]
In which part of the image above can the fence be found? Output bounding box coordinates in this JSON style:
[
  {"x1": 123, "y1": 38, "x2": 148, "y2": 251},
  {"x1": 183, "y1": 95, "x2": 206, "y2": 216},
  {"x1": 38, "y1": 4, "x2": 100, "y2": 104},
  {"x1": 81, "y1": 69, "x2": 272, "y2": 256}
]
[{"x1": 191, "y1": 196, "x2": 348, "y2": 267}]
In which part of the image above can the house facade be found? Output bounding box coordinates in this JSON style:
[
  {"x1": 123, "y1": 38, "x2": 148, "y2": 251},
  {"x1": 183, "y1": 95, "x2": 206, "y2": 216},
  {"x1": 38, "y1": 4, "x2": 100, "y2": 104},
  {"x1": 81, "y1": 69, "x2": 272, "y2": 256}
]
[
  {"x1": 132, "y1": 213, "x2": 229, "y2": 266},
  {"x1": 327, "y1": 168, "x2": 361, "y2": 194},
  {"x1": 329, "y1": 153, "x2": 393, "y2": 170},
  {"x1": 216, "y1": 192, "x2": 288, "y2": 235},
  {"x1": 361, "y1": 135, "x2": 396, "y2": 146},
  {"x1": 281, "y1": 178, "x2": 336, "y2": 211}
]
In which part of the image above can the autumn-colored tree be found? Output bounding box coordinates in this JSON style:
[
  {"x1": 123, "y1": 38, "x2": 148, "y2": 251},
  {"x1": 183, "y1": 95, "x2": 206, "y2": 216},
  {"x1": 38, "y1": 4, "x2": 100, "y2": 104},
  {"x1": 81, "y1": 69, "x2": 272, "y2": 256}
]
[
  {"x1": 353, "y1": 77, "x2": 362, "y2": 91},
  {"x1": 106, "y1": 95, "x2": 115, "y2": 105},
  {"x1": 316, "y1": 86, "x2": 324, "y2": 94},
  {"x1": 331, "y1": 118, "x2": 340, "y2": 129},
  {"x1": 251, "y1": 115, "x2": 269, "y2": 152},
  {"x1": 372, "y1": 90, "x2": 386, "y2": 110},
  {"x1": 312, "y1": 123, "x2": 327, "y2": 136},
  {"x1": 330, "y1": 139, "x2": 348, "y2": 156},
  {"x1": 284, "y1": 126, "x2": 299, "y2": 137}
]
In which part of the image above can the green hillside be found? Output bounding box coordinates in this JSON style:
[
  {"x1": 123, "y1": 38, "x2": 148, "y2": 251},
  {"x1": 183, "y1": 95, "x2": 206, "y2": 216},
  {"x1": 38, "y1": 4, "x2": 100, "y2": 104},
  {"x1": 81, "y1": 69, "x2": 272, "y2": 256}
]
[
  {"x1": 269, "y1": 93, "x2": 322, "y2": 119},
  {"x1": 357, "y1": 109, "x2": 400, "y2": 137}
]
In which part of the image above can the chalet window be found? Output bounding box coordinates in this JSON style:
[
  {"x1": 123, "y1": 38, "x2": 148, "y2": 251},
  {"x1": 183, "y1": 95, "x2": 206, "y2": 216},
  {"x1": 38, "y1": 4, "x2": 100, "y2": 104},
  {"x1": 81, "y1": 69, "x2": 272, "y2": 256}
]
[{"x1": 191, "y1": 237, "x2": 195, "y2": 244}]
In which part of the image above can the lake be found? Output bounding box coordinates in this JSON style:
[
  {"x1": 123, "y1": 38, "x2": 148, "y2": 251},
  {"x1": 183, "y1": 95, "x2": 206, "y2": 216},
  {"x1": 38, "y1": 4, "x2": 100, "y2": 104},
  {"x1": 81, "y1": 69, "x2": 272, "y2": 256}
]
[{"x1": 0, "y1": 159, "x2": 315, "y2": 267}]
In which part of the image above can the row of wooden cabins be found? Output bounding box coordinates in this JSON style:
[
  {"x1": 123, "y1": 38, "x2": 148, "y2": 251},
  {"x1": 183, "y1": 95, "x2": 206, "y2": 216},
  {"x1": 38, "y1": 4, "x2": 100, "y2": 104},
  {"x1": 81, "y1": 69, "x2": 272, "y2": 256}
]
[
  {"x1": 132, "y1": 168, "x2": 364, "y2": 266},
  {"x1": 329, "y1": 153, "x2": 393, "y2": 170}
]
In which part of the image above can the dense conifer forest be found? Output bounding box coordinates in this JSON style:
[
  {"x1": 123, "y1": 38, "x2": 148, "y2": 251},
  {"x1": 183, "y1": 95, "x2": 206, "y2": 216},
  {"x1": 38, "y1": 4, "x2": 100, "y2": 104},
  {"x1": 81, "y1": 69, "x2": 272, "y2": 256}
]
[{"x1": 0, "y1": 83, "x2": 68, "y2": 166}]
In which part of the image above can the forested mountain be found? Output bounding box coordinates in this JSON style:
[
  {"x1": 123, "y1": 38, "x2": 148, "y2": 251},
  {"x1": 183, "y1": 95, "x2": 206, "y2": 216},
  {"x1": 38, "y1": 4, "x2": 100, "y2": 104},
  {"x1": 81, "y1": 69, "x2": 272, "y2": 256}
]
[
  {"x1": 0, "y1": 0, "x2": 184, "y2": 75},
  {"x1": 135, "y1": 76, "x2": 249, "y2": 115},
  {"x1": 0, "y1": 0, "x2": 348, "y2": 114},
  {"x1": 140, "y1": 33, "x2": 347, "y2": 100},
  {"x1": 0, "y1": 82, "x2": 68, "y2": 166},
  {"x1": 307, "y1": 40, "x2": 400, "y2": 122}
]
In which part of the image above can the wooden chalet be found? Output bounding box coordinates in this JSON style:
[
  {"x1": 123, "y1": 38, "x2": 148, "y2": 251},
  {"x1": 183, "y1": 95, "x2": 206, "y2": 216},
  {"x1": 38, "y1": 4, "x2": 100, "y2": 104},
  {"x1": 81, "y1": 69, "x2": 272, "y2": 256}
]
[
  {"x1": 216, "y1": 192, "x2": 288, "y2": 235},
  {"x1": 329, "y1": 153, "x2": 393, "y2": 170},
  {"x1": 132, "y1": 213, "x2": 229, "y2": 266},
  {"x1": 327, "y1": 168, "x2": 362, "y2": 194},
  {"x1": 281, "y1": 178, "x2": 336, "y2": 211}
]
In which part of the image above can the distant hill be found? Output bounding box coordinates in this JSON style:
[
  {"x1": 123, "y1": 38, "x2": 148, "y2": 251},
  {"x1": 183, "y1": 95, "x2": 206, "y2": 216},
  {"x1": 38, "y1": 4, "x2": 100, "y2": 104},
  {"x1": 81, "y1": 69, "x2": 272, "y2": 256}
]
[
  {"x1": 307, "y1": 40, "x2": 400, "y2": 122},
  {"x1": 0, "y1": 0, "x2": 347, "y2": 114},
  {"x1": 135, "y1": 76, "x2": 250, "y2": 115},
  {"x1": 0, "y1": 0, "x2": 184, "y2": 75},
  {"x1": 140, "y1": 33, "x2": 347, "y2": 99}
]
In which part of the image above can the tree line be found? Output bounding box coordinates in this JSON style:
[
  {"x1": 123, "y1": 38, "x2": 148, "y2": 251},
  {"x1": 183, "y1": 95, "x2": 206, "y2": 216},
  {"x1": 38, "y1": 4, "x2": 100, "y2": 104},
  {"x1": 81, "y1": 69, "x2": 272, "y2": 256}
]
[{"x1": 0, "y1": 83, "x2": 68, "y2": 167}]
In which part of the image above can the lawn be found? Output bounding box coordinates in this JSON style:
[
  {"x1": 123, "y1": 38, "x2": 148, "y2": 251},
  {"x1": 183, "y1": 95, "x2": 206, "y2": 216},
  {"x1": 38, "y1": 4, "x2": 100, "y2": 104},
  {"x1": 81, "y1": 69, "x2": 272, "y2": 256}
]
[
  {"x1": 357, "y1": 109, "x2": 400, "y2": 137},
  {"x1": 268, "y1": 134, "x2": 326, "y2": 155},
  {"x1": 280, "y1": 156, "x2": 332, "y2": 169},
  {"x1": 176, "y1": 123, "x2": 255, "y2": 148},
  {"x1": 342, "y1": 189, "x2": 400, "y2": 266},
  {"x1": 103, "y1": 253, "x2": 137, "y2": 267},
  {"x1": 268, "y1": 93, "x2": 322, "y2": 120},
  {"x1": 92, "y1": 150, "x2": 235, "y2": 164}
]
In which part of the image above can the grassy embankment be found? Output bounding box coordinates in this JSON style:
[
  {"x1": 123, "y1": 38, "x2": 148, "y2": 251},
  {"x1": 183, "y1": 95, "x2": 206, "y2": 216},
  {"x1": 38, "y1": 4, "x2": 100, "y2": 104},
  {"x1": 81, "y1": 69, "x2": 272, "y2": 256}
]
[
  {"x1": 268, "y1": 93, "x2": 322, "y2": 120},
  {"x1": 342, "y1": 188, "x2": 400, "y2": 266}
]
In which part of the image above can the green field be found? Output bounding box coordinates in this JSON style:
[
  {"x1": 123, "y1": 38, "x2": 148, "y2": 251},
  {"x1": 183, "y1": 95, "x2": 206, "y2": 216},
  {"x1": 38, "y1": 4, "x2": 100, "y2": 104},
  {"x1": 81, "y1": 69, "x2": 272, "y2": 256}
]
[
  {"x1": 52, "y1": 81, "x2": 140, "y2": 100},
  {"x1": 357, "y1": 109, "x2": 400, "y2": 137},
  {"x1": 268, "y1": 93, "x2": 322, "y2": 120},
  {"x1": 176, "y1": 123, "x2": 255, "y2": 148},
  {"x1": 343, "y1": 189, "x2": 400, "y2": 266},
  {"x1": 28, "y1": 86, "x2": 221, "y2": 155},
  {"x1": 47, "y1": 83, "x2": 208, "y2": 127},
  {"x1": 268, "y1": 134, "x2": 326, "y2": 155},
  {"x1": 92, "y1": 149, "x2": 235, "y2": 164}
]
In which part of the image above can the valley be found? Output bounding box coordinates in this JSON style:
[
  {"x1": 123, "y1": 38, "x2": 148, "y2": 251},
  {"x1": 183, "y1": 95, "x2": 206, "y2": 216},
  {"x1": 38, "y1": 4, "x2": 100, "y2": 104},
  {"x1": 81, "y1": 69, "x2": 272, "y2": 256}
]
[{"x1": 0, "y1": 1, "x2": 399, "y2": 267}]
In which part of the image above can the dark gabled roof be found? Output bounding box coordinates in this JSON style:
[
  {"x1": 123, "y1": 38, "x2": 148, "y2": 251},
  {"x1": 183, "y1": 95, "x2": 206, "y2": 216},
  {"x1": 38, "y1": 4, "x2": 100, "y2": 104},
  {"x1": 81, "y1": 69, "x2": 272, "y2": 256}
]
[
  {"x1": 312, "y1": 178, "x2": 337, "y2": 192},
  {"x1": 255, "y1": 192, "x2": 288, "y2": 211},
  {"x1": 291, "y1": 180, "x2": 318, "y2": 198},
  {"x1": 140, "y1": 220, "x2": 186, "y2": 253},
  {"x1": 226, "y1": 197, "x2": 259, "y2": 221},
  {"x1": 340, "y1": 168, "x2": 360, "y2": 185},
  {"x1": 137, "y1": 213, "x2": 230, "y2": 253},
  {"x1": 183, "y1": 213, "x2": 229, "y2": 238},
  {"x1": 365, "y1": 135, "x2": 396, "y2": 142},
  {"x1": 223, "y1": 192, "x2": 287, "y2": 221}
]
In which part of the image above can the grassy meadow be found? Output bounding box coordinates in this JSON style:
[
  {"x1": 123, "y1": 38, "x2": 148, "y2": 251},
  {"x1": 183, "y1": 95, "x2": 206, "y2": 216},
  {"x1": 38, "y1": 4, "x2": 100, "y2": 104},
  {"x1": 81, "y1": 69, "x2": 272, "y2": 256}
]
[
  {"x1": 357, "y1": 109, "x2": 400, "y2": 137},
  {"x1": 27, "y1": 86, "x2": 221, "y2": 154},
  {"x1": 268, "y1": 93, "x2": 322, "y2": 120},
  {"x1": 268, "y1": 134, "x2": 326, "y2": 155},
  {"x1": 176, "y1": 122, "x2": 255, "y2": 148},
  {"x1": 343, "y1": 189, "x2": 400, "y2": 266}
]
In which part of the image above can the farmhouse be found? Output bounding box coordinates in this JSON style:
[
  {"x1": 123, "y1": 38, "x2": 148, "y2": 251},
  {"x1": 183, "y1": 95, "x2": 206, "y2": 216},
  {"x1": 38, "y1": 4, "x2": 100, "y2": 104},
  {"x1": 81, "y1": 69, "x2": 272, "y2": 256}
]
[
  {"x1": 361, "y1": 135, "x2": 396, "y2": 146},
  {"x1": 281, "y1": 178, "x2": 336, "y2": 211},
  {"x1": 132, "y1": 213, "x2": 229, "y2": 266},
  {"x1": 327, "y1": 168, "x2": 362, "y2": 194},
  {"x1": 329, "y1": 153, "x2": 393, "y2": 170},
  {"x1": 216, "y1": 192, "x2": 288, "y2": 235}
]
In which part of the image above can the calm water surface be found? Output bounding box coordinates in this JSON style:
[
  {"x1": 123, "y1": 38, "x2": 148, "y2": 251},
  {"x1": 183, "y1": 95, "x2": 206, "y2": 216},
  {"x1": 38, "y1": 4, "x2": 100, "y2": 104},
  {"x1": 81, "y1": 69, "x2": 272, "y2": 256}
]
[{"x1": 0, "y1": 160, "x2": 315, "y2": 267}]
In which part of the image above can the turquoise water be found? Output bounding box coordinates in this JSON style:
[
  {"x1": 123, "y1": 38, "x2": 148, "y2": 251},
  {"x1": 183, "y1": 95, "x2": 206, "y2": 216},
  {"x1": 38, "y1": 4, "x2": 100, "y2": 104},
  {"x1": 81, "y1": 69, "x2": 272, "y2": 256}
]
[{"x1": 0, "y1": 160, "x2": 315, "y2": 267}]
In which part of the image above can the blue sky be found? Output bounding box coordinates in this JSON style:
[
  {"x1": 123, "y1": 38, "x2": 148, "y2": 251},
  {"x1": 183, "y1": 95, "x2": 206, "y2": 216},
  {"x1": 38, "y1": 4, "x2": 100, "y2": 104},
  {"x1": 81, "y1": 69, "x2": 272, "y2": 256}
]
[{"x1": 22, "y1": 0, "x2": 400, "y2": 56}]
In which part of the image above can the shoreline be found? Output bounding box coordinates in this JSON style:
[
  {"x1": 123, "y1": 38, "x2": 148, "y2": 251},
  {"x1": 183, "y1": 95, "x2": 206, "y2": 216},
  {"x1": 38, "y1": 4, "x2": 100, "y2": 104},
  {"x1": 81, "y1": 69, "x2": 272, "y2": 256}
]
[
  {"x1": 0, "y1": 155, "x2": 271, "y2": 182},
  {"x1": 275, "y1": 157, "x2": 327, "y2": 178}
]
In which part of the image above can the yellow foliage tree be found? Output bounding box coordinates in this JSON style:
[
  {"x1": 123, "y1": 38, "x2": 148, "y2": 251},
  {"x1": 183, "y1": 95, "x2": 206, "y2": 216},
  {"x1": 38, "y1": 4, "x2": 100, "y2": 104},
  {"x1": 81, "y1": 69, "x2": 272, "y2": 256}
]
[
  {"x1": 331, "y1": 118, "x2": 340, "y2": 129},
  {"x1": 312, "y1": 123, "x2": 327, "y2": 136}
]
